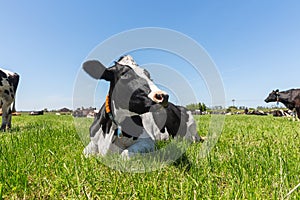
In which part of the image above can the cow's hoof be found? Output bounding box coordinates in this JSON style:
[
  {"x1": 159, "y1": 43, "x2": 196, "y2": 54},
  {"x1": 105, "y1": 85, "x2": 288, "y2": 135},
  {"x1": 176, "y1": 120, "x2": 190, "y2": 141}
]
[{"x1": 121, "y1": 150, "x2": 133, "y2": 160}]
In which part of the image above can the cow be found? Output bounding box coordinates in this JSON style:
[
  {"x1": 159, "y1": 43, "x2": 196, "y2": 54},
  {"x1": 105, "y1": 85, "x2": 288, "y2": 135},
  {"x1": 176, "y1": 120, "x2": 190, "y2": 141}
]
[
  {"x1": 246, "y1": 110, "x2": 267, "y2": 116},
  {"x1": 30, "y1": 110, "x2": 44, "y2": 115},
  {"x1": 82, "y1": 55, "x2": 201, "y2": 158},
  {"x1": 0, "y1": 68, "x2": 20, "y2": 131},
  {"x1": 272, "y1": 109, "x2": 292, "y2": 117},
  {"x1": 265, "y1": 89, "x2": 300, "y2": 120}
]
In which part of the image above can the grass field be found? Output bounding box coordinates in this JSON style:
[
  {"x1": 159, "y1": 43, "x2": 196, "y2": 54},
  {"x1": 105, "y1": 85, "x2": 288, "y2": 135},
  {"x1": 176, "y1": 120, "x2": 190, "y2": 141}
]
[{"x1": 1, "y1": 114, "x2": 300, "y2": 199}]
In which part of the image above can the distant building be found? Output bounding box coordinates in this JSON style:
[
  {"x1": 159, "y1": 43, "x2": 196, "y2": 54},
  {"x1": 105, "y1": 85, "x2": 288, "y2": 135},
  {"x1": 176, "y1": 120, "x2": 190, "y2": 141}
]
[
  {"x1": 73, "y1": 107, "x2": 96, "y2": 117},
  {"x1": 59, "y1": 107, "x2": 72, "y2": 113}
]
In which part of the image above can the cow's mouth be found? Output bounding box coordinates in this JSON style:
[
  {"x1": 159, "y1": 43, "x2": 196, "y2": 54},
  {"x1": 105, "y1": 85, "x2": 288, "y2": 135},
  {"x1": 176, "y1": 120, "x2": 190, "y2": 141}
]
[{"x1": 264, "y1": 99, "x2": 270, "y2": 103}]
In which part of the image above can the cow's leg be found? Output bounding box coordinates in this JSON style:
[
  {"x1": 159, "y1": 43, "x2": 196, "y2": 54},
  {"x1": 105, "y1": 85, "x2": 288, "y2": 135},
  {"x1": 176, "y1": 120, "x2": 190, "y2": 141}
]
[
  {"x1": 7, "y1": 108, "x2": 12, "y2": 130},
  {"x1": 1, "y1": 106, "x2": 8, "y2": 131},
  {"x1": 296, "y1": 107, "x2": 300, "y2": 121},
  {"x1": 83, "y1": 131, "x2": 101, "y2": 157},
  {"x1": 121, "y1": 138, "x2": 155, "y2": 159}
]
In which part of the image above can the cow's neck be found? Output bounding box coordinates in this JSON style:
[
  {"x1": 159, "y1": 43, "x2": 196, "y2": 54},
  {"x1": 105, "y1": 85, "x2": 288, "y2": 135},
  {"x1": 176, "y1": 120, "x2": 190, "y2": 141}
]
[
  {"x1": 105, "y1": 94, "x2": 138, "y2": 124},
  {"x1": 105, "y1": 94, "x2": 123, "y2": 137},
  {"x1": 278, "y1": 91, "x2": 295, "y2": 109}
]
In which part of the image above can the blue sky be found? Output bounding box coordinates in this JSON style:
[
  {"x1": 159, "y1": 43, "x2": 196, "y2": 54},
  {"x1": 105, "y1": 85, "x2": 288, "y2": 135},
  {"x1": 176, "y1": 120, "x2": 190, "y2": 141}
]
[{"x1": 1, "y1": 1, "x2": 299, "y2": 110}]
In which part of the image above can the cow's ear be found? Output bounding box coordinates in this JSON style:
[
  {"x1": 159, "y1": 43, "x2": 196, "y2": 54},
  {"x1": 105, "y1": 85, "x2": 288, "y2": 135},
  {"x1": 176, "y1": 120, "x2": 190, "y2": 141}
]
[{"x1": 83, "y1": 60, "x2": 113, "y2": 81}]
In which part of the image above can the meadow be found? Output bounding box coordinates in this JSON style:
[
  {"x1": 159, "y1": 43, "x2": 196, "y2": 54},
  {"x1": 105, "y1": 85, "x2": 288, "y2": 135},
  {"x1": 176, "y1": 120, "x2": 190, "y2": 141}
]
[{"x1": 1, "y1": 114, "x2": 300, "y2": 199}]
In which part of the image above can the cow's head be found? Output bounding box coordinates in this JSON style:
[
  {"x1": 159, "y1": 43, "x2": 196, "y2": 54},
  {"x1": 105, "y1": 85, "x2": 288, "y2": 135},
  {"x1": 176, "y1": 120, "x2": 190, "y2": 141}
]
[
  {"x1": 83, "y1": 55, "x2": 169, "y2": 116},
  {"x1": 265, "y1": 89, "x2": 280, "y2": 103}
]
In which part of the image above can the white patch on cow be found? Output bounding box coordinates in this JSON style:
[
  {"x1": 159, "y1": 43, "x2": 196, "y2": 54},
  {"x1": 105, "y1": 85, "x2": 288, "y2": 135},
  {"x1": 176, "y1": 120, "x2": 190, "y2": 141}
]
[
  {"x1": 185, "y1": 111, "x2": 198, "y2": 142},
  {"x1": 141, "y1": 112, "x2": 169, "y2": 141},
  {"x1": 87, "y1": 124, "x2": 130, "y2": 156},
  {"x1": 117, "y1": 55, "x2": 138, "y2": 69}
]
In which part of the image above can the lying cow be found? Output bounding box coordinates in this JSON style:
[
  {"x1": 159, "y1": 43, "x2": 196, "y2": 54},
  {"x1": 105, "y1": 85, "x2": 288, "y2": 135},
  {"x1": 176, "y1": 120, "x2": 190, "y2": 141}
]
[
  {"x1": 30, "y1": 110, "x2": 44, "y2": 115},
  {"x1": 0, "y1": 68, "x2": 20, "y2": 131},
  {"x1": 265, "y1": 89, "x2": 300, "y2": 120},
  {"x1": 83, "y1": 55, "x2": 201, "y2": 158},
  {"x1": 272, "y1": 109, "x2": 292, "y2": 117}
]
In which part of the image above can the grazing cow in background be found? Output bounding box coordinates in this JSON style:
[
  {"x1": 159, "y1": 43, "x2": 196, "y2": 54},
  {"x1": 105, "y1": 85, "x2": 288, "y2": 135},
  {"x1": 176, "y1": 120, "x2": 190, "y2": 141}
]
[
  {"x1": 0, "y1": 68, "x2": 20, "y2": 131},
  {"x1": 83, "y1": 55, "x2": 201, "y2": 158},
  {"x1": 265, "y1": 89, "x2": 300, "y2": 120}
]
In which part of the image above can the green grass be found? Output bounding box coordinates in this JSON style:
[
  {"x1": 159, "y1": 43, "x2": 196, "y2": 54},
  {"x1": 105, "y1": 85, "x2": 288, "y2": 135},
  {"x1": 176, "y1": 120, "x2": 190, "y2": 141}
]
[{"x1": 1, "y1": 114, "x2": 300, "y2": 199}]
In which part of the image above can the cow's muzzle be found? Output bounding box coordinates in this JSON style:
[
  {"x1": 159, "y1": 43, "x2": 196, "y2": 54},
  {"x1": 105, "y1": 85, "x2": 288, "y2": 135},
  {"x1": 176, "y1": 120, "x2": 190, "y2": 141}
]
[{"x1": 153, "y1": 92, "x2": 169, "y2": 107}]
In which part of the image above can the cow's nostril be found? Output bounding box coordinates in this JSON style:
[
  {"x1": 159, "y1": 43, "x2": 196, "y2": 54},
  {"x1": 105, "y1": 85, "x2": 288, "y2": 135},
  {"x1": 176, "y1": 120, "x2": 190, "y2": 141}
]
[{"x1": 155, "y1": 94, "x2": 163, "y2": 101}]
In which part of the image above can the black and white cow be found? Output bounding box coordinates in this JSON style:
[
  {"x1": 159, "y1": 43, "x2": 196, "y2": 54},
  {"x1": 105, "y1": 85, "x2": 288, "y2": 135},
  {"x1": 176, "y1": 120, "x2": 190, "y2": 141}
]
[
  {"x1": 0, "y1": 68, "x2": 20, "y2": 131},
  {"x1": 265, "y1": 89, "x2": 300, "y2": 120},
  {"x1": 83, "y1": 55, "x2": 201, "y2": 158}
]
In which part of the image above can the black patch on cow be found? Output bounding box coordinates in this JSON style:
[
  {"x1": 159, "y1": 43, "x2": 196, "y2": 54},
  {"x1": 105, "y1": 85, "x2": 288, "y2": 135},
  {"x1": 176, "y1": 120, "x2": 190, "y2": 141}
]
[
  {"x1": 0, "y1": 70, "x2": 7, "y2": 79},
  {"x1": 4, "y1": 89, "x2": 9, "y2": 95},
  {"x1": 117, "y1": 56, "x2": 126, "y2": 62},
  {"x1": 89, "y1": 103, "x2": 143, "y2": 140},
  {"x1": 8, "y1": 73, "x2": 20, "y2": 93},
  {"x1": 151, "y1": 103, "x2": 188, "y2": 138},
  {"x1": 165, "y1": 104, "x2": 188, "y2": 138},
  {"x1": 119, "y1": 116, "x2": 143, "y2": 138},
  {"x1": 143, "y1": 69, "x2": 151, "y2": 79},
  {"x1": 89, "y1": 104, "x2": 111, "y2": 137}
]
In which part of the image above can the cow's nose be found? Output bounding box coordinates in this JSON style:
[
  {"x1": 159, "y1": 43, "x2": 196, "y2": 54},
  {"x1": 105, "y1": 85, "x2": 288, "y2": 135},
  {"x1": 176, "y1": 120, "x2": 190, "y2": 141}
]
[{"x1": 153, "y1": 92, "x2": 169, "y2": 107}]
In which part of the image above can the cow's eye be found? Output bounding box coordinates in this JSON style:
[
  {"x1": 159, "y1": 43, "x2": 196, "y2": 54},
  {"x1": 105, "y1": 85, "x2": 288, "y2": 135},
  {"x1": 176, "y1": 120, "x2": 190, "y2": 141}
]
[{"x1": 121, "y1": 72, "x2": 131, "y2": 79}]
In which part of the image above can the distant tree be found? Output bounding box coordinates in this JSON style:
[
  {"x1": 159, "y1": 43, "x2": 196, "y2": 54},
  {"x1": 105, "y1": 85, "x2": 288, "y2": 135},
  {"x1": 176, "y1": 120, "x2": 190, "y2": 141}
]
[
  {"x1": 202, "y1": 103, "x2": 207, "y2": 112},
  {"x1": 198, "y1": 103, "x2": 202, "y2": 112},
  {"x1": 198, "y1": 103, "x2": 207, "y2": 112},
  {"x1": 186, "y1": 102, "x2": 207, "y2": 111},
  {"x1": 226, "y1": 106, "x2": 237, "y2": 113},
  {"x1": 239, "y1": 106, "x2": 246, "y2": 110}
]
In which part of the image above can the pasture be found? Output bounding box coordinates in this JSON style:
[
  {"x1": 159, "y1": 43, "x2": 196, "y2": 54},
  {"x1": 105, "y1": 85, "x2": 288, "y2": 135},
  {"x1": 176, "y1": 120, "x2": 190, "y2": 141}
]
[{"x1": 1, "y1": 114, "x2": 300, "y2": 199}]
